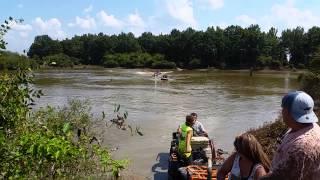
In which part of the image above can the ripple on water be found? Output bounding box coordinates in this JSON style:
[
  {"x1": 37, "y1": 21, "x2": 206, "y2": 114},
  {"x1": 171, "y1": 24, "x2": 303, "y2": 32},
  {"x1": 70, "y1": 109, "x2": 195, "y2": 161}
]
[{"x1": 33, "y1": 69, "x2": 299, "y2": 177}]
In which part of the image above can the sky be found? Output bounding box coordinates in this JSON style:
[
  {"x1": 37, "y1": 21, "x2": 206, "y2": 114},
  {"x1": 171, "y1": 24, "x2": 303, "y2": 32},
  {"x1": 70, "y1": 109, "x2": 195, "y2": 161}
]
[{"x1": 1, "y1": 0, "x2": 320, "y2": 53}]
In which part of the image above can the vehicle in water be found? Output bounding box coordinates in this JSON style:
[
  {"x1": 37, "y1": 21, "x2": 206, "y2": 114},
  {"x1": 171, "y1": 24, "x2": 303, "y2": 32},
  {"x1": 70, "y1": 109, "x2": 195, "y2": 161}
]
[
  {"x1": 153, "y1": 71, "x2": 169, "y2": 81},
  {"x1": 161, "y1": 74, "x2": 168, "y2": 81},
  {"x1": 168, "y1": 132, "x2": 228, "y2": 180}
]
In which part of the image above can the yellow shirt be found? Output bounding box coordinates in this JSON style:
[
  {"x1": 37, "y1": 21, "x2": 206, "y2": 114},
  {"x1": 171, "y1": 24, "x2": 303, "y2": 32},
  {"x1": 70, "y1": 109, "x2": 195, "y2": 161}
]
[{"x1": 178, "y1": 123, "x2": 193, "y2": 158}]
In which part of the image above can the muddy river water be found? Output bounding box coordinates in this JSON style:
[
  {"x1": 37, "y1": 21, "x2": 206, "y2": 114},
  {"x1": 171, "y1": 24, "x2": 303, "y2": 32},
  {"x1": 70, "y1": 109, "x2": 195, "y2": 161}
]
[{"x1": 33, "y1": 68, "x2": 299, "y2": 179}]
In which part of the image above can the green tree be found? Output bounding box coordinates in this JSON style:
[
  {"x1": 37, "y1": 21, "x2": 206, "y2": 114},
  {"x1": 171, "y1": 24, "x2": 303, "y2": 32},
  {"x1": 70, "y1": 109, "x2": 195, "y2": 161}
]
[
  {"x1": 27, "y1": 35, "x2": 63, "y2": 59},
  {"x1": 138, "y1": 32, "x2": 157, "y2": 53},
  {"x1": 223, "y1": 25, "x2": 243, "y2": 68},
  {"x1": 241, "y1": 25, "x2": 263, "y2": 69},
  {"x1": 113, "y1": 32, "x2": 141, "y2": 53},
  {"x1": 281, "y1": 27, "x2": 306, "y2": 67},
  {"x1": 309, "y1": 47, "x2": 320, "y2": 74},
  {"x1": 61, "y1": 36, "x2": 84, "y2": 60}
]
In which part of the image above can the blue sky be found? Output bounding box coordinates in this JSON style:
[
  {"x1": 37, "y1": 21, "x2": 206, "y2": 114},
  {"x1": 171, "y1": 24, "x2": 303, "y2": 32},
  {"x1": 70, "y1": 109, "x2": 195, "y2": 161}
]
[{"x1": 2, "y1": 0, "x2": 320, "y2": 53}]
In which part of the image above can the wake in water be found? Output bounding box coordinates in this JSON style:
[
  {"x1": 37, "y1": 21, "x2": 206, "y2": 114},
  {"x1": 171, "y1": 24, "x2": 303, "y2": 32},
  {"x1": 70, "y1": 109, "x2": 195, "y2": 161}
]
[
  {"x1": 135, "y1": 71, "x2": 154, "y2": 75},
  {"x1": 135, "y1": 71, "x2": 173, "y2": 76}
]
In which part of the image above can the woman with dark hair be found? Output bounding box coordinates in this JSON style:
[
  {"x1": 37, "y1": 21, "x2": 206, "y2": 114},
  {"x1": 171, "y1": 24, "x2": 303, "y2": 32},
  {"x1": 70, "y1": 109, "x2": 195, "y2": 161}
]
[{"x1": 217, "y1": 133, "x2": 271, "y2": 180}]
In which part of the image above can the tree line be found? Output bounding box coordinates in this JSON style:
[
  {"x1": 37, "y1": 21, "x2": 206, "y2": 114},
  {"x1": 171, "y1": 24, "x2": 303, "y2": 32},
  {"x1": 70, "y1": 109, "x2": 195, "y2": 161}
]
[{"x1": 27, "y1": 24, "x2": 320, "y2": 69}]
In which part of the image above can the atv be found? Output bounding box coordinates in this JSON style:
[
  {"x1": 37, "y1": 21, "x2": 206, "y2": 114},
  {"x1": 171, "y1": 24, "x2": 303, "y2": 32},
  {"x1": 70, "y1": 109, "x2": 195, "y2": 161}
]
[{"x1": 168, "y1": 132, "x2": 228, "y2": 180}]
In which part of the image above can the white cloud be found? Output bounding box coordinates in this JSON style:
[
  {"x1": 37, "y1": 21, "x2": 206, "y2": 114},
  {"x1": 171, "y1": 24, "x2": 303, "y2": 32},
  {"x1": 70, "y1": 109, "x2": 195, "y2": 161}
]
[
  {"x1": 68, "y1": 16, "x2": 96, "y2": 29},
  {"x1": 206, "y1": 0, "x2": 224, "y2": 10},
  {"x1": 4, "y1": 32, "x2": 33, "y2": 53},
  {"x1": 97, "y1": 10, "x2": 123, "y2": 28},
  {"x1": 128, "y1": 12, "x2": 145, "y2": 28},
  {"x1": 231, "y1": 0, "x2": 320, "y2": 32},
  {"x1": 216, "y1": 22, "x2": 229, "y2": 29},
  {"x1": 84, "y1": 5, "x2": 93, "y2": 13},
  {"x1": 5, "y1": 21, "x2": 33, "y2": 39},
  {"x1": 236, "y1": 15, "x2": 256, "y2": 26},
  {"x1": 34, "y1": 17, "x2": 61, "y2": 31},
  {"x1": 271, "y1": 1, "x2": 320, "y2": 29},
  {"x1": 127, "y1": 11, "x2": 146, "y2": 36},
  {"x1": 11, "y1": 22, "x2": 32, "y2": 31},
  {"x1": 33, "y1": 17, "x2": 66, "y2": 39},
  {"x1": 166, "y1": 0, "x2": 197, "y2": 27},
  {"x1": 19, "y1": 32, "x2": 29, "y2": 38},
  {"x1": 259, "y1": 15, "x2": 276, "y2": 32}
]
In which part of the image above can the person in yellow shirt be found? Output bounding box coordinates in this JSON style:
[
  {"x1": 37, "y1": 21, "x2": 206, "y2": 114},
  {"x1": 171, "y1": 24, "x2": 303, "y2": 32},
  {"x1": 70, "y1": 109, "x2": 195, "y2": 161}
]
[{"x1": 178, "y1": 115, "x2": 195, "y2": 166}]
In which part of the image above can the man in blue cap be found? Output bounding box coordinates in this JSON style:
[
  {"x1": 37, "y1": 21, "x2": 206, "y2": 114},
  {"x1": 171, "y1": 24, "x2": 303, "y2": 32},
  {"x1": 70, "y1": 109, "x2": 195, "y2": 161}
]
[{"x1": 261, "y1": 91, "x2": 320, "y2": 179}]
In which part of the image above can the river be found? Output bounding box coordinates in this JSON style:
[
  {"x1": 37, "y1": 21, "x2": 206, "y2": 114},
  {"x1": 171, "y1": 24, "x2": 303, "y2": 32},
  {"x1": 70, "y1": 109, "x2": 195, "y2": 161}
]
[{"x1": 33, "y1": 68, "x2": 299, "y2": 179}]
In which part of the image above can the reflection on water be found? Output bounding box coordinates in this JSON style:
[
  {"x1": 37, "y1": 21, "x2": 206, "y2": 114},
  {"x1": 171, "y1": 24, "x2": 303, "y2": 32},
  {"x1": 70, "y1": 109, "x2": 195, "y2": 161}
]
[{"x1": 33, "y1": 68, "x2": 299, "y2": 178}]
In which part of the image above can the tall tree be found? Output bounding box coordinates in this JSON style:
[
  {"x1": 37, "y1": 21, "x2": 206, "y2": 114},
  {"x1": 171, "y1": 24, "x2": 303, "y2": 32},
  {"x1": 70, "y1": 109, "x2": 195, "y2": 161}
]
[
  {"x1": 138, "y1": 32, "x2": 156, "y2": 53},
  {"x1": 281, "y1": 27, "x2": 306, "y2": 67},
  {"x1": 113, "y1": 32, "x2": 141, "y2": 53},
  {"x1": 27, "y1": 35, "x2": 62, "y2": 59},
  {"x1": 242, "y1": 24, "x2": 263, "y2": 68}
]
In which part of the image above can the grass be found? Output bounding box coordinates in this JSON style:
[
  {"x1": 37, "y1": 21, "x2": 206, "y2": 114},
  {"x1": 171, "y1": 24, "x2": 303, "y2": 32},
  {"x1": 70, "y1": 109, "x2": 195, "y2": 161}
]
[{"x1": 248, "y1": 108, "x2": 320, "y2": 160}]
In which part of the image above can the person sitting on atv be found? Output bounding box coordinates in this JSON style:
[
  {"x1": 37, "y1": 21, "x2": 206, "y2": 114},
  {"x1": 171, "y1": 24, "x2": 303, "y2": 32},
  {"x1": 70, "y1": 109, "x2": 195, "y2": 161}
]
[
  {"x1": 190, "y1": 112, "x2": 208, "y2": 137},
  {"x1": 190, "y1": 112, "x2": 216, "y2": 160}
]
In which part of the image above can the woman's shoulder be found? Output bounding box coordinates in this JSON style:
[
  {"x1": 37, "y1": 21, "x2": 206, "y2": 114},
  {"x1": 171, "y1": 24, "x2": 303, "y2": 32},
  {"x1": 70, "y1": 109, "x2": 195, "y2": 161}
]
[{"x1": 253, "y1": 163, "x2": 267, "y2": 178}]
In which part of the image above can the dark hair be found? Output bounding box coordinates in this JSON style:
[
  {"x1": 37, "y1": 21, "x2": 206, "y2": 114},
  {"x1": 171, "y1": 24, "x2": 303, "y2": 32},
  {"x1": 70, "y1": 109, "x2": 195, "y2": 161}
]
[
  {"x1": 190, "y1": 112, "x2": 197, "y2": 117},
  {"x1": 234, "y1": 133, "x2": 271, "y2": 172},
  {"x1": 186, "y1": 115, "x2": 194, "y2": 126}
]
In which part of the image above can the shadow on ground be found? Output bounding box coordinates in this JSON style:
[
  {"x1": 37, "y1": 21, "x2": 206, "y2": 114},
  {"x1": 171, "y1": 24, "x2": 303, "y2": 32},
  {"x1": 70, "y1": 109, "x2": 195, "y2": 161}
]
[{"x1": 151, "y1": 152, "x2": 169, "y2": 180}]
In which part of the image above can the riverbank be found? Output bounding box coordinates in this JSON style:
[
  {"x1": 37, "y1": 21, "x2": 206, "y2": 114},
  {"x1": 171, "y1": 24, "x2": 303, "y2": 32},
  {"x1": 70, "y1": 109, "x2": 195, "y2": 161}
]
[
  {"x1": 249, "y1": 104, "x2": 320, "y2": 159},
  {"x1": 36, "y1": 65, "x2": 307, "y2": 76}
]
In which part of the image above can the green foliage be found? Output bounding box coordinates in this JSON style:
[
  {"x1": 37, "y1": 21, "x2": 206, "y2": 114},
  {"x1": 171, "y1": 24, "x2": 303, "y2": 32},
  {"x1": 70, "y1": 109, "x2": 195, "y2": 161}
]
[
  {"x1": 151, "y1": 60, "x2": 176, "y2": 69},
  {"x1": 298, "y1": 47, "x2": 320, "y2": 100},
  {"x1": 0, "y1": 18, "x2": 39, "y2": 71},
  {"x1": 43, "y1": 53, "x2": 77, "y2": 67},
  {"x1": 103, "y1": 55, "x2": 119, "y2": 68},
  {"x1": 269, "y1": 60, "x2": 282, "y2": 70},
  {"x1": 309, "y1": 47, "x2": 320, "y2": 74},
  {"x1": 296, "y1": 63, "x2": 305, "y2": 69},
  {"x1": 25, "y1": 24, "x2": 320, "y2": 69},
  {"x1": 298, "y1": 72, "x2": 320, "y2": 101},
  {"x1": 28, "y1": 35, "x2": 62, "y2": 59},
  {"x1": 248, "y1": 119, "x2": 287, "y2": 160},
  {"x1": 103, "y1": 52, "x2": 176, "y2": 69},
  {"x1": 0, "y1": 71, "x2": 127, "y2": 179},
  {"x1": 257, "y1": 55, "x2": 282, "y2": 69},
  {"x1": 0, "y1": 51, "x2": 38, "y2": 70},
  {"x1": 188, "y1": 58, "x2": 201, "y2": 69},
  {"x1": 257, "y1": 56, "x2": 272, "y2": 67},
  {"x1": 0, "y1": 69, "x2": 42, "y2": 132}
]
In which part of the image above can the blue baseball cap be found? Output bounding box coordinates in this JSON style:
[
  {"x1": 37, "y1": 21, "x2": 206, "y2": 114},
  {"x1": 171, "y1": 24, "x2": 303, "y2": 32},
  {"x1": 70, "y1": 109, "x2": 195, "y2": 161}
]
[{"x1": 281, "y1": 91, "x2": 318, "y2": 123}]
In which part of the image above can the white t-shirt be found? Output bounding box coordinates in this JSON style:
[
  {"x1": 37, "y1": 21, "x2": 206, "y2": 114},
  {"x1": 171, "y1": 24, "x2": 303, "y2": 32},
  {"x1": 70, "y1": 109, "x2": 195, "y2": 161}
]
[
  {"x1": 230, "y1": 153, "x2": 263, "y2": 180},
  {"x1": 192, "y1": 121, "x2": 206, "y2": 136}
]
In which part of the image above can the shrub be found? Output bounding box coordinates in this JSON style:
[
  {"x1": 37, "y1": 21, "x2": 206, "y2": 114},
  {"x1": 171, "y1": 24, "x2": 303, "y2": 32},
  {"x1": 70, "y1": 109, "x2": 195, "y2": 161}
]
[
  {"x1": 248, "y1": 118, "x2": 287, "y2": 159},
  {"x1": 269, "y1": 60, "x2": 282, "y2": 70},
  {"x1": 0, "y1": 71, "x2": 127, "y2": 179},
  {"x1": 152, "y1": 60, "x2": 176, "y2": 69},
  {"x1": 257, "y1": 55, "x2": 272, "y2": 67},
  {"x1": 43, "y1": 53, "x2": 75, "y2": 68},
  {"x1": 102, "y1": 52, "x2": 173, "y2": 68},
  {"x1": 0, "y1": 51, "x2": 38, "y2": 70},
  {"x1": 188, "y1": 58, "x2": 201, "y2": 69},
  {"x1": 103, "y1": 59, "x2": 119, "y2": 68},
  {"x1": 298, "y1": 72, "x2": 320, "y2": 101},
  {"x1": 309, "y1": 48, "x2": 320, "y2": 74},
  {"x1": 296, "y1": 63, "x2": 305, "y2": 69}
]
